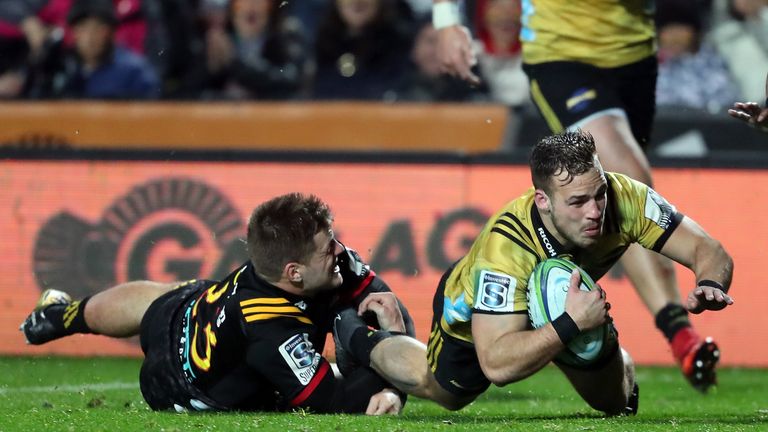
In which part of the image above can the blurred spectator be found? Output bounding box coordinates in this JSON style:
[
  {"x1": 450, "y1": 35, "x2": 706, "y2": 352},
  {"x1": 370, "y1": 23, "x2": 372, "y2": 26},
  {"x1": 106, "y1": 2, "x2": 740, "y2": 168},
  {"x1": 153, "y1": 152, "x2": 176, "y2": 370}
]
[
  {"x1": 473, "y1": 0, "x2": 529, "y2": 108},
  {"x1": 312, "y1": 0, "x2": 414, "y2": 100},
  {"x1": 709, "y1": 0, "x2": 768, "y2": 102},
  {"x1": 27, "y1": 0, "x2": 159, "y2": 99},
  {"x1": 0, "y1": 38, "x2": 29, "y2": 98},
  {"x1": 655, "y1": 0, "x2": 739, "y2": 112},
  {"x1": 0, "y1": 0, "x2": 69, "y2": 64},
  {"x1": 397, "y1": 20, "x2": 488, "y2": 101},
  {"x1": 201, "y1": 0, "x2": 309, "y2": 100},
  {"x1": 0, "y1": 0, "x2": 150, "y2": 57}
]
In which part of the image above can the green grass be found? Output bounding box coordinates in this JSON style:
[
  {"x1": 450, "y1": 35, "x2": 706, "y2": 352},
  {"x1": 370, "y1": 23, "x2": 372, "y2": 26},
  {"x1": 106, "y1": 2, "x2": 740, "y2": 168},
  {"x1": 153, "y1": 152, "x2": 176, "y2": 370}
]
[{"x1": 1, "y1": 357, "x2": 766, "y2": 431}]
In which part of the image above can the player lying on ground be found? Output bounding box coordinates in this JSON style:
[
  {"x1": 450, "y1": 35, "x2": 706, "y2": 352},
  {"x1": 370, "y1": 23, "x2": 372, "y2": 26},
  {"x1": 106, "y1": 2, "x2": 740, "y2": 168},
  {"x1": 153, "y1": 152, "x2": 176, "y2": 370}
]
[
  {"x1": 21, "y1": 192, "x2": 416, "y2": 415},
  {"x1": 335, "y1": 130, "x2": 734, "y2": 416}
]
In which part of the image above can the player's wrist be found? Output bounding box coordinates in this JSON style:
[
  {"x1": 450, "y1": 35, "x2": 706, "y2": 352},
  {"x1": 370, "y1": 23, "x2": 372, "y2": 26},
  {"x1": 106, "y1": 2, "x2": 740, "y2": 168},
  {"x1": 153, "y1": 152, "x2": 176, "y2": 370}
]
[
  {"x1": 551, "y1": 312, "x2": 580, "y2": 345},
  {"x1": 432, "y1": 1, "x2": 461, "y2": 29},
  {"x1": 697, "y1": 279, "x2": 726, "y2": 293}
]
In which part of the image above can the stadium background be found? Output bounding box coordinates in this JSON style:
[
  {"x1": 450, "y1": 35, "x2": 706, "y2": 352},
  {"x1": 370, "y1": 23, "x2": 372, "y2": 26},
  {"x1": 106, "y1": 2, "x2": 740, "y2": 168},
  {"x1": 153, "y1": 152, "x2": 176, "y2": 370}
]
[{"x1": 1, "y1": 101, "x2": 766, "y2": 367}]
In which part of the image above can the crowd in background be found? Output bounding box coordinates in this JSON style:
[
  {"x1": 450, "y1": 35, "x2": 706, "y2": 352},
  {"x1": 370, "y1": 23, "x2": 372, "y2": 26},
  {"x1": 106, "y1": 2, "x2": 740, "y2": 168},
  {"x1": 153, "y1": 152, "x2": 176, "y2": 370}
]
[{"x1": 0, "y1": 0, "x2": 766, "y2": 114}]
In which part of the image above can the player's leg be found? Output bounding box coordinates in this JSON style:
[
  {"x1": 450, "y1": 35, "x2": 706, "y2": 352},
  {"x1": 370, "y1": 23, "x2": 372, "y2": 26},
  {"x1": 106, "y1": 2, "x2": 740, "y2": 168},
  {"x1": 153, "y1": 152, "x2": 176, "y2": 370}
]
[
  {"x1": 557, "y1": 346, "x2": 637, "y2": 415},
  {"x1": 21, "y1": 280, "x2": 179, "y2": 344}
]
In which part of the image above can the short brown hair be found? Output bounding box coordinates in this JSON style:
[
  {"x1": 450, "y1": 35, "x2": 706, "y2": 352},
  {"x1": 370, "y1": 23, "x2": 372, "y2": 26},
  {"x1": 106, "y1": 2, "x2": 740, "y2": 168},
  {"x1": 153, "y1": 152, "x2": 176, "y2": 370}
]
[
  {"x1": 530, "y1": 130, "x2": 597, "y2": 193},
  {"x1": 247, "y1": 193, "x2": 332, "y2": 280}
]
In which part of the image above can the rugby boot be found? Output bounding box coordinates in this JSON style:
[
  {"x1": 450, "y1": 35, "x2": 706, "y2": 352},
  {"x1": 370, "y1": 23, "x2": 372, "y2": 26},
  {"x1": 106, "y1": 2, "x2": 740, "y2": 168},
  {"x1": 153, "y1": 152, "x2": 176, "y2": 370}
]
[
  {"x1": 624, "y1": 382, "x2": 639, "y2": 416},
  {"x1": 20, "y1": 289, "x2": 73, "y2": 345},
  {"x1": 681, "y1": 336, "x2": 720, "y2": 393}
]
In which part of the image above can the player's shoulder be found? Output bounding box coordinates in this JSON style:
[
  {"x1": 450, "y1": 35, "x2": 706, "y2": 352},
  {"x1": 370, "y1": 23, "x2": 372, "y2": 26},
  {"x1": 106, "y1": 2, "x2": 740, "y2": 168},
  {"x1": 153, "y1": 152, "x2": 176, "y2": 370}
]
[
  {"x1": 237, "y1": 293, "x2": 314, "y2": 327},
  {"x1": 606, "y1": 171, "x2": 651, "y2": 201},
  {"x1": 606, "y1": 171, "x2": 645, "y2": 190}
]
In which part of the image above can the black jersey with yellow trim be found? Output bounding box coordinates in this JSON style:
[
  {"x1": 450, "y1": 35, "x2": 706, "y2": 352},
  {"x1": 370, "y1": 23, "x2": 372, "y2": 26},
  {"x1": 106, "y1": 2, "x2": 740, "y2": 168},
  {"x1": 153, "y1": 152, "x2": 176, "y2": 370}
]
[
  {"x1": 172, "y1": 261, "x2": 351, "y2": 410},
  {"x1": 439, "y1": 172, "x2": 683, "y2": 343}
]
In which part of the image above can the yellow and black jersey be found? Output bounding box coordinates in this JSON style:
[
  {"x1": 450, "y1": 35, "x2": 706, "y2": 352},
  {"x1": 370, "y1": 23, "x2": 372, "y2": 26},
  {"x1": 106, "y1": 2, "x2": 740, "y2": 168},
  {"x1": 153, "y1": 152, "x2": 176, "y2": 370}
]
[
  {"x1": 438, "y1": 172, "x2": 682, "y2": 343},
  {"x1": 520, "y1": 0, "x2": 656, "y2": 68}
]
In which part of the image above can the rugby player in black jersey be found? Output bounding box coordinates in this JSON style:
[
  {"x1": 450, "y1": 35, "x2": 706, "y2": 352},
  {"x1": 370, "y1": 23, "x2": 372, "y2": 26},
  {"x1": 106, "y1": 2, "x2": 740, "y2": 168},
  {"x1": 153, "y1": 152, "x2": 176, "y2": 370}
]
[
  {"x1": 21, "y1": 192, "x2": 416, "y2": 415},
  {"x1": 335, "y1": 131, "x2": 734, "y2": 415}
]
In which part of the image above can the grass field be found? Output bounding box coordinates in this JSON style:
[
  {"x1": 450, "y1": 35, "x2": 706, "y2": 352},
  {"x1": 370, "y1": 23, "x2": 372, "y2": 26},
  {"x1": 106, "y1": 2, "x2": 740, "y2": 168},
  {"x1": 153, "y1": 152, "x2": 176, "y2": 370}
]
[{"x1": 1, "y1": 357, "x2": 766, "y2": 432}]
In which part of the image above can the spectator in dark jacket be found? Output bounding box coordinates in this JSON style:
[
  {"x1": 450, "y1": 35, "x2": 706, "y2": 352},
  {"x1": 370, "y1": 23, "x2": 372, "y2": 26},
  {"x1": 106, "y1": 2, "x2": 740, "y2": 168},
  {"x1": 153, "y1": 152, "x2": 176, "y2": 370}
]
[
  {"x1": 202, "y1": 0, "x2": 309, "y2": 100},
  {"x1": 27, "y1": 0, "x2": 159, "y2": 99},
  {"x1": 312, "y1": 0, "x2": 415, "y2": 100}
]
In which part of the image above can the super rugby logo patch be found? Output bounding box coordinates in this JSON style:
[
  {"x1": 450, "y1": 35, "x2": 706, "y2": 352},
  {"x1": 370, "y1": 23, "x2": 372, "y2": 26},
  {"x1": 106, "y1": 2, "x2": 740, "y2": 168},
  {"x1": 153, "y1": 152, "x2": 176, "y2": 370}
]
[
  {"x1": 279, "y1": 334, "x2": 320, "y2": 385},
  {"x1": 474, "y1": 270, "x2": 516, "y2": 313},
  {"x1": 644, "y1": 188, "x2": 676, "y2": 229}
]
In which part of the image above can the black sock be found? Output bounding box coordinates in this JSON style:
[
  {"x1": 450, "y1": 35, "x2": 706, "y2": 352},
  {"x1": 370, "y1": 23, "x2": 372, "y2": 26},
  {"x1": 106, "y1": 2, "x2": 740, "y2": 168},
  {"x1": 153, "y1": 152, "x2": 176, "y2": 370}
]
[
  {"x1": 654, "y1": 303, "x2": 691, "y2": 342},
  {"x1": 43, "y1": 296, "x2": 95, "y2": 336}
]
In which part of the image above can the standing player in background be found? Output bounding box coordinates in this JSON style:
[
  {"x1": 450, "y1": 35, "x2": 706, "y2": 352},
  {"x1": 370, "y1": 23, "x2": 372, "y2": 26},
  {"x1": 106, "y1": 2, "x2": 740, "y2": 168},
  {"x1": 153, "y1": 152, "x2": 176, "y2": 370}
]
[
  {"x1": 430, "y1": 0, "x2": 723, "y2": 392},
  {"x1": 728, "y1": 72, "x2": 768, "y2": 131}
]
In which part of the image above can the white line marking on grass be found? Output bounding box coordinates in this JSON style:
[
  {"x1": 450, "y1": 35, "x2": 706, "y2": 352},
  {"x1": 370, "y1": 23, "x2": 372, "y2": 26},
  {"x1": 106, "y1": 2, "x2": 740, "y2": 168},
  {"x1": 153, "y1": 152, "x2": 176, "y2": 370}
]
[{"x1": 0, "y1": 382, "x2": 138, "y2": 395}]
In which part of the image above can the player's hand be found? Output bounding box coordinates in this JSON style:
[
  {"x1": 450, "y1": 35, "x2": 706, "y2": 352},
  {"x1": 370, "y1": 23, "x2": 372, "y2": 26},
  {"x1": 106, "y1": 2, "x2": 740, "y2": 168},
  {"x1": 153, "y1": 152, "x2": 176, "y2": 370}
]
[
  {"x1": 686, "y1": 286, "x2": 733, "y2": 314},
  {"x1": 337, "y1": 243, "x2": 372, "y2": 288},
  {"x1": 365, "y1": 388, "x2": 403, "y2": 415},
  {"x1": 727, "y1": 102, "x2": 768, "y2": 131},
  {"x1": 436, "y1": 25, "x2": 480, "y2": 85},
  {"x1": 358, "y1": 292, "x2": 405, "y2": 333},
  {"x1": 563, "y1": 269, "x2": 608, "y2": 331}
]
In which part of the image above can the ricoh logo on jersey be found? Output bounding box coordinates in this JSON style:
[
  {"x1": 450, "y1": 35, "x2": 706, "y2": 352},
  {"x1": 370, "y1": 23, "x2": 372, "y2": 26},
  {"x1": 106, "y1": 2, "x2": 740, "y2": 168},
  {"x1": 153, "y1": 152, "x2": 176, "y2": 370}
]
[
  {"x1": 537, "y1": 227, "x2": 557, "y2": 257},
  {"x1": 32, "y1": 177, "x2": 248, "y2": 304}
]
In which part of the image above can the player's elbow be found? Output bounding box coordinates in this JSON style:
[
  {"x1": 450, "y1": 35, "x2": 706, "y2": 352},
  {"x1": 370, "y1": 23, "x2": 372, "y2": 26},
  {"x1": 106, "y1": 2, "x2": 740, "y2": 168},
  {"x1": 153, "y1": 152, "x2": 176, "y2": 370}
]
[{"x1": 478, "y1": 356, "x2": 525, "y2": 386}]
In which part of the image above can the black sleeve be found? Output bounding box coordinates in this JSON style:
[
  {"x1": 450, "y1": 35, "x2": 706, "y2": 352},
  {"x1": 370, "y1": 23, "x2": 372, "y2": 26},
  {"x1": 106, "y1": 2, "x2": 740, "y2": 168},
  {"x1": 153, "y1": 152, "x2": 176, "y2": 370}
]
[
  {"x1": 245, "y1": 321, "x2": 388, "y2": 414},
  {"x1": 352, "y1": 275, "x2": 416, "y2": 338},
  {"x1": 296, "y1": 365, "x2": 390, "y2": 413}
]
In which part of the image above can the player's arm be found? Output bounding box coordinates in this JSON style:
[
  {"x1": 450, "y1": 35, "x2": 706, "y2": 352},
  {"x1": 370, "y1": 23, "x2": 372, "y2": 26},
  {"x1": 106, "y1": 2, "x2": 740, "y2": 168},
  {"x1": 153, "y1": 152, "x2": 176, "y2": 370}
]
[
  {"x1": 338, "y1": 243, "x2": 415, "y2": 336},
  {"x1": 658, "y1": 216, "x2": 734, "y2": 314},
  {"x1": 247, "y1": 325, "x2": 399, "y2": 415},
  {"x1": 432, "y1": 0, "x2": 480, "y2": 84},
  {"x1": 472, "y1": 270, "x2": 608, "y2": 385}
]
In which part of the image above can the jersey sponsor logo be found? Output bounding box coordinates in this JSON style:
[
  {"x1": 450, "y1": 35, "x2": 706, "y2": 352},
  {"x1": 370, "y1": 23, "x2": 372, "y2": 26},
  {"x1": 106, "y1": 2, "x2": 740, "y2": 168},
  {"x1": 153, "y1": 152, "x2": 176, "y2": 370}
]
[
  {"x1": 537, "y1": 227, "x2": 557, "y2": 257},
  {"x1": 279, "y1": 333, "x2": 321, "y2": 386},
  {"x1": 644, "y1": 188, "x2": 676, "y2": 229},
  {"x1": 474, "y1": 270, "x2": 516, "y2": 312}
]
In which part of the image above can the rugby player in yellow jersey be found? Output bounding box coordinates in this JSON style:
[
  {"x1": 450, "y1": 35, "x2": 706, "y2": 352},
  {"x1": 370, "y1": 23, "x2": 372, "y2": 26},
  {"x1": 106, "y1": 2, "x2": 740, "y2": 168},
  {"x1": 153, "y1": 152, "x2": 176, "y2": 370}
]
[
  {"x1": 335, "y1": 130, "x2": 734, "y2": 415},
  {"x1": 430, "y1": 0, "x2": 723, "y2": 392}
]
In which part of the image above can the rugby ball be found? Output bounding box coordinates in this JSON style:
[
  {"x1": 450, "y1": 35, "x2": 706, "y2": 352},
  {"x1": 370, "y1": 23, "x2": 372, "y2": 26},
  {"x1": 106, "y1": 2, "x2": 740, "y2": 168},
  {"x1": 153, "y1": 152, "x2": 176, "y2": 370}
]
[{"x1": 527, "y1": 258, "x2": 616, "y2": 367}]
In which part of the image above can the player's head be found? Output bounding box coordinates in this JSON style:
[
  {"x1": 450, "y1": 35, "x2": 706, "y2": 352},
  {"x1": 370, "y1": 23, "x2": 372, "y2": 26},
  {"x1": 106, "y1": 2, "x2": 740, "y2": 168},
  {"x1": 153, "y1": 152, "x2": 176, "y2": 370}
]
[
  {"x1": 530, "y1": 131, "x2": 608, "y2": 248},
  {"x1": 247, "y1": 193, "x2": 344, "y2": 294}
]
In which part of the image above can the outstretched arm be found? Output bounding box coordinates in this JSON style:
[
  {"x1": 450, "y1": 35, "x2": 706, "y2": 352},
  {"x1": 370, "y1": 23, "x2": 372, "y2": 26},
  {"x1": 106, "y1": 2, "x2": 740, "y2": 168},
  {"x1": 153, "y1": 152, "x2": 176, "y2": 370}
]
[{"x1": 659, "y1": 217, "x2": 734, "y2": 314}]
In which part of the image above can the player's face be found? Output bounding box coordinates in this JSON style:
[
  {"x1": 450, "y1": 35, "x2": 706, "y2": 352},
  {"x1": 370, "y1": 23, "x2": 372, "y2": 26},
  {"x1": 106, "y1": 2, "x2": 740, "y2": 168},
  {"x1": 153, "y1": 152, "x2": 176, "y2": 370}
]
[
  {"x1": 300, "y1": 228, "x2": 344, "y2": 294},
  {"x1": 546, "y1": 161, "x2": 608, "y2": 249}
]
